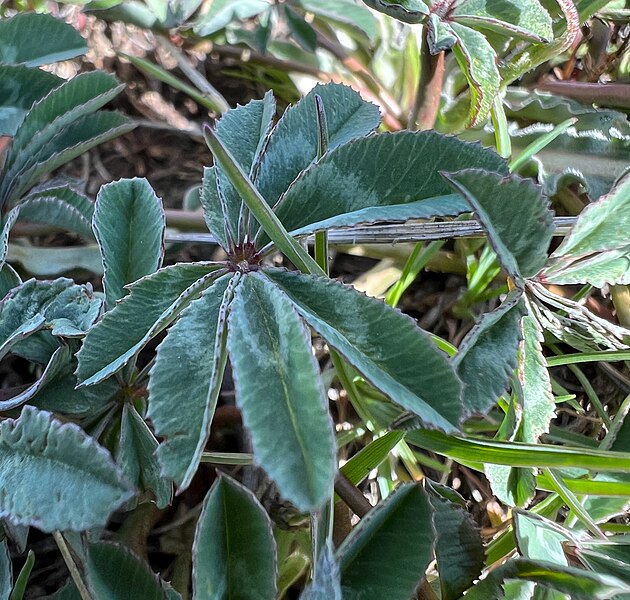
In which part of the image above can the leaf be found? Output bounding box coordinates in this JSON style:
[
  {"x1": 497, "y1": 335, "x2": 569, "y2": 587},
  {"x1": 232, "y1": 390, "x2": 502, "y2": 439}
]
[
  {"x1": 201, "y1": 92, "x2": 276, "y2": 246},
  {"x1": 541, "y1": 174, "x2": 630, "y2": 286},
  {"x1": 0, "y1": 13, "x2": 87, "y2": 67},
  {"x1": 0, "y1": 207, "x2": 20, "y2": 267},
  {"x1": 7, "y1": 242, "x2": 103, "y2": 277},
  {"x1": 2, "y1": 111, "x2": 134, "y2": 207},
  {"x1": 450, "y1": 22, "x2": 501, "y2": 127},
  {"x1": 361, "y1": 0, "x2": 429, "y2": 23},
  {"x1": 452, "y1": 0, "x2": 553, "y2": 42},
  {"x1": 465, "y1": 559, "x2": 630, "y2": 599},
  {"x1": 444, "y1": 170, "x2": 554, "y2": 281},
  {"x1": 148, "y1": 273, "x2": 236, "y2": 489},
  {"x1": 428, "y1": 486, "x2": 485, "y2": 600},
  {"x1": 265, "y1": 268, "x2": 463, "y2": 431},
  {"x1": 340, "y1": 431, "x2": 405, "y2": 487},
  {"x1": 227, "y1": 273, "x2": 336, "y2": 511},
  {"x1": 427, "y1": 14, "x2": 458, "y2": 52},
  {"x1": 0, "y1": 539, "x2": 10, "y2": 600},
  {"x1": 337, "y1": 483, "x2": 434, "y2": 600},
  {"x1": 117, "y1": 404, "x2": 172, "y2": 509},
  {"x1": 192, "y1": 0, "x2": 271, "y2": 36},
  {"x1": 255, "y1": 83, "x2": 381, "y2": 210},
  {"x1": 85, "y1": 542, "x2": 181, "y2": 600},
  {"x1": 298, "y1": 0, "x2": 379, "y2": 41},
  {"x1": 288, "y1": 194, "x2": 470, "y2": 238},
  {"x1": 193, "y1": 475, "x2": 277, "y2": 600},
  {"x1": 453, "y1": 291, "x2": 527, "y2": 415},
  {"x1": 11, "y1": 550, "x2": 35, "y2": 600},
  {"x1": 300, "y1": 544, "x2": 341, "y2": 600},
  {"x1": 0, "y1": 264, "x2": 20, "y2": 300},
  {"x1": 514, "y1": 511, "x2": 572, "y2": 568},
  {"x1": 272, "y1": 131, "x2": 506, "y2": 245},
  {"x1": 0, "y1": 65, "x2": 60, "y2": 136},
  {"x1": 19, "y1": 184, "x2": 95, "y2": 240},
  {"x1": 76, "y1": 263, "x2": 223, "y2": 386},
  {"x1": 94, "y1": 178, "x2": 165, "y2": 309},
  {"x1": 0, "y1": 406, "x2": 134, "y2": 531},
  {"x1": 485, "y1": 462, "x2": 536, "y2": 507}
]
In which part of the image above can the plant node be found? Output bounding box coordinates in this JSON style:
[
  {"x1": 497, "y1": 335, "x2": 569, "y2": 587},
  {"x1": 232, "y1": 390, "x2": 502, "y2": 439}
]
[{"x1": 227, "y1": 241, "x2": 261, "y2": 273}]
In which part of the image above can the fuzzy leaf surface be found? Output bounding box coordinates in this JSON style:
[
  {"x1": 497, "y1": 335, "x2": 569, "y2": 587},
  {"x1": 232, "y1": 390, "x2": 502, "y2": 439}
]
[
  {"x1": 77, "y1": 263, "x2": 223, "y2": 385},
  {"x1": 454, "y1": 291, "x2": 527, "y2": 415},
  {"x1": 445, "y1": 170, "x2": 554, "y2": 280},
  {"x1": 193, "y1": 476, "x2": 276, "y2": 600},
  {"x1": 19, "y1": 185, "x2": 95, "y2": 240},
  {"x1": 94, "y1": 178, "x2": 165, "y2": 309},
  {"x1": 255, "y1": 83, "x2": 381, "y2": 209},
  {"x1": 273, "y1": 132, "x2": 506, "y2": 244},
  {"x1": 228, "y1": 273, "x2": 336, "y2": 511},
  {"x1": 542, "y1": 175, "x2": 630, "y2": 286},
  {"x1": 0, "y1": 407, "x2": 134, "y2": 531},
  {"x1": 300, "y1": 545, "x2": 341, "y2": 600},
  {"x1": 338, "y1": 483, "x2": 433, "y2": 600},
  {"x1": 148, "y1": 273, "x2": 235, "y2": 489},
  {"x1": 265, "y1": 268, "x2": 463, "y2": 431},
  {"x1": 0, "y1": 13, "x2": 86, "y2": 67}
]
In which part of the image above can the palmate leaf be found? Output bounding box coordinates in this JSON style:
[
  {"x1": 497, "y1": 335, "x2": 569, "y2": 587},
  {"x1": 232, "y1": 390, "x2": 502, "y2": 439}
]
[
  {"x1": 0, "y1": 66, "x2": 60, "y2": 136},
  {"x1": 453, "y1": 291, "x2": 527, "y2": 416},
  {"x1": 254, "y1": 83, "x2": 381, "y2": 211},
  {"x1": 148, "y1": 273, "x2": 236, "y2": 489},
  {"x1": 201, "y1": 92, "x2": 276, "y2": 247},
  {"x1": 337, "y1": 483, "x2": 434, "y2": 600},
  {"x1": 19, "y1": 184, "x2": 95, "y2": 240},
  {"x1": 452, "y1": 0, "x2": 553, "y2": 42},
  {"x1": 0, "y1": 407, "x2": 134, "y2": 531},
  {"x1": 77, "y1": 263, "x2": 224, "y2": 386},
  {"x1": 227, "y1": 273, "x2": 336, "y2": 511},
  {"x1": 0, "y1": 13, "x2": 87, "y2": 67},
  {"x1": 93, "y1": 178, "x2": 165, "y2": 309},
  {"x1": 444, "y1": 170, "x2": 554, "y2": 281},
  {"x1": 271, "y1": 131, "x2": 507, "y2": 247},
  {"x1": 361, "y1": 0, "x2": 429, "y2": 23},
  {"x1": 193, "y1": 476, "x2": 276, "y2": 600},
  {"x1": 265, "y1": 268, "x2": 463, "y2": 431},
  {"x1": 541, "y1": 174, "x2": 630, "y2": 286}
]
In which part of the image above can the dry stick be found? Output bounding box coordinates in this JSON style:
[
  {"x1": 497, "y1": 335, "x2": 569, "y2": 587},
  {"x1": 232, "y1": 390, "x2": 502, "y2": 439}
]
[
  {"x1": 409, "y1": 27, "x2": 445, "y2": 131},
  {"x1": 53, "y1": 532, "x2": 92, "y2": 600},
  {"x1": 534, "y1": 79, "x2": 630, "y2": 109},
  {"x1": 334, "y1": 472, "x2": 373, "y2": 518}
]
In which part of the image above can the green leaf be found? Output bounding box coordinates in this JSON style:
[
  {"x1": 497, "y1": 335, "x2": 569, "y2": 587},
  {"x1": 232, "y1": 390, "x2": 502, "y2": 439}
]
[
  {"x1": 0, "y1": 65, "x2": 60, "y2": 136},
  {"x1": 7, "y1": 242, "x2": 103, "y2": 277},
  {"x1": 148, "y1": 273, "x2": 236, "y2": 489},
  {"x1": 0, "y1": 207, "x2": 20, "y2": 267},
  {"x1": 265, "y1": 268, "x2": 463, "y2": 431},
  {"x1": 453, "y1": 291, "x2": 527, "y2": 415},
  {"x1": 463, "y1": 558, "x2": 630, "y2": 599},
  {"x1": 340, "y1": 431, "x2": 405, "y2": 487},
  {"x1": 76, "y1": 263, "x2": 223, "y2": 386},
  {"x1": 514, "y1": 511, "x2": 572, "y2": 566},
  {"x1": 338, "y1": 483, "x2": 434, "y2": 600},
  {"x1": 117, "y1": 404, "x2": 172, "y2": 509},
  {"x1": 94, "y1": 178, "x2": 165, "y2": 309},
  {"x1": 255, "y1": 83, "x2": 381, "y2": 210},
  {"x1": 202, "y1": 92, "x2": 276, "y2": 246},
  {"x1": 288, "y1": 195, "x2": 470, "y2": 238},
  {"x1": 452, "y1": 0, "x2": 553, "y2": 42},
  {"x1": 0, "y1": 265, "x2": 20, "y2": 300},
  {"x1": 19, "y1": 184, "x2": 95, "y2": 240},
  {"x1": 192, "y1": 0, "x2": 270, "y2": 36},
  {"x1": 272, "y1": 131, "x2": 506, "y2": 245},
  {"x1": 298, "y1": 0, "x2": 378, "y2": 41},
  {"x1": 0, "y1": 406, "x2": 134, "y2": 531},
  {"x1": 444, "y1": 170, "x2": 554, "y2": 280},
  {"x1": 450, "y1": 22, "x2": 501, "y2": 127},
  {"x1": 84, "y1": 542, "x2": 181, "y2": 600},
  {"x1": 361, "y1": 0, "x2": 429, "y2": 23},
  {"x1": 428, "y1": 486, "x2": 484, "y2": 600},
  {"x1": 11, "y1": 550, "x2": 35, "y2": 600},
  {"x1": 0, "y1": 13, "x2": 87, "y2": 67},
  {"x1": 542, "y1": 174, "x2": 630, "y2": 286},
  {"x1": 300, "y1": 544, "x2": 341, "y2": 600},
  {"x1": 0, "y1": 540, "x2": 10, "y2": 600},
  {"x1": 579, "y1": 550, "x2": 630, "y2": 587},
  {"x1": 427, "y1": 14, "x2": 458, "y2": 52},
  {"x1": 193, "y1": 475, "x2": 276, "y2": 600},
  {"x1": 227, "y1": 273, "x2": 336, "y2": 511},
  {"x1": 2, "y1": 111, "x2": 134, "y2": 207}
]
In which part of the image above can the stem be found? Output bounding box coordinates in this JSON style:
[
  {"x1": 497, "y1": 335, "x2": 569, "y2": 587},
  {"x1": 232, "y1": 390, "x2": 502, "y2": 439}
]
[
  {"x1": 53, "y1": 532, "x2": 92, "y2": 600},
  {"x1": 409, "y1": 26, "x2": 445, "y2": 131},
  {"x1": 203, "y1": 125, "x2": 324, "y2": 275},
  {"x1": 314, "y1": 94, "x2": 330, "y2": 275},
  {"x1": 491, "y1": 95, "x2": 511, "y2": 159},
  {"x1": 334, "y1": 472, "x2": 372, "y2": 518}
]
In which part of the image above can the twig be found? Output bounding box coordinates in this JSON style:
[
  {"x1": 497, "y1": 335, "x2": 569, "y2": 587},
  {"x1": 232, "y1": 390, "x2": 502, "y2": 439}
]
[{"x1": 334, "y1": 472, "x2": 372, "y2": 518}]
